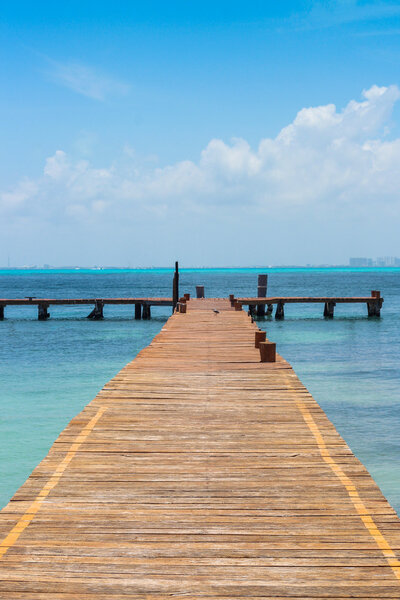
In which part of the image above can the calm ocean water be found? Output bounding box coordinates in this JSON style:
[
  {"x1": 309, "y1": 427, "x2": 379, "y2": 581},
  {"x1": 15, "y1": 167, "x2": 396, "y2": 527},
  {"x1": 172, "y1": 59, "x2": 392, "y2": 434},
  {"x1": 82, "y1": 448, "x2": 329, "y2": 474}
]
[{"x1": 0, "y1": 268, "x2": 399, "y2": 512}]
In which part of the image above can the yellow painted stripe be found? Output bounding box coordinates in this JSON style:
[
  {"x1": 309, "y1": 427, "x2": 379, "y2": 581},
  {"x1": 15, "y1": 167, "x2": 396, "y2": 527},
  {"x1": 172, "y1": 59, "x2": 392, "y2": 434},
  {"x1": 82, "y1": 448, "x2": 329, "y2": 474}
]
[
  {"x1": 287, "y1": 377, "x2": 400, "y2": 581},
  {"x1": 0, "y1": 406, "x2": 106, "y2": 558}
]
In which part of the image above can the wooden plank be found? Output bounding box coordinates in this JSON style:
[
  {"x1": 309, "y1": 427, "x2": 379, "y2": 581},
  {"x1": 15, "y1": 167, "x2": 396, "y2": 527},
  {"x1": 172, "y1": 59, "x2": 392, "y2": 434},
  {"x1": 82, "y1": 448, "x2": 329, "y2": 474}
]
[
  {"x1": 0, "y1": 298, "x2": 398, "y2": 598},
  {"x1": 239, "y1": 296, "x2": 384, "y2": 304}
]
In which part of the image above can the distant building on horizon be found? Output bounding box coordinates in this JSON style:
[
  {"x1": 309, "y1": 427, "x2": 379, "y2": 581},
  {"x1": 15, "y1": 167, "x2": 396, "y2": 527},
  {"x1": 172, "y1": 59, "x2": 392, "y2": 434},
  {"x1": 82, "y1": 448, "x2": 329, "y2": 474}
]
[
  {"x1": 349, "y1": 257, "x2": 400, "y2": 267},
  {"x1": 349, "y1": 258, "x2": 374, "y2": 267}
]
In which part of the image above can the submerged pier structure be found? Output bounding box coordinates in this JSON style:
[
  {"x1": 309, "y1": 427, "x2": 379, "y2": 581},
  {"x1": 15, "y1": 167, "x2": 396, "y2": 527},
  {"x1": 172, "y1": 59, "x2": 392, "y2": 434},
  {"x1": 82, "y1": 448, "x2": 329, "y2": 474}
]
[{"x1": 0, "y1": 298, "x2": 398, "y2": 597}]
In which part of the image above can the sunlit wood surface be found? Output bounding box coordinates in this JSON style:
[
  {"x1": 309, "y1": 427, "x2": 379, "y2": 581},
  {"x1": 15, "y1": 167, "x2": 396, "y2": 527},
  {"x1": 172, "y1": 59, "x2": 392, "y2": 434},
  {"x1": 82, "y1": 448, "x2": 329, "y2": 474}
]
[{"x1": 0, "y1": 298, "x2": 399, "y2": 598}]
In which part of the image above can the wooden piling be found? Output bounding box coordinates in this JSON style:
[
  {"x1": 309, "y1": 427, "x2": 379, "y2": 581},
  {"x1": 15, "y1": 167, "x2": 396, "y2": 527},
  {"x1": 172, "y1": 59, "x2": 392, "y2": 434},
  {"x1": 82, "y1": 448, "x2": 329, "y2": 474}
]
[
  {"x1": 259, "y1": 340, "x2": 276, "y2": 362},
  {"x1": 142, "y1": 304, "x2": 151, "y2": 320},
  {"x1": 134, "y1": 303, "x2": 142, "y2": 320},
  {"x1": 0, "y1": 304, "x2": 4, "y2": 320},
  {"x1": 323, "y1": 301, "x2": 335, "y2": 318},
  {"x1": 196, "y1": 285, "x2": 205, "y2": 298},
  {"x1": 38, "y1": 303, "x2": 50, "y2": 320},
  {"x1": 172, "y1": 261, "x2": 179, "y2": 313},
  {"x1": 255, "y1": 330, "x2": 266, "y2": 348},
  {"x1": 275, "y1": 300, "x2": 284, "y2": 319},
  {"x1": 256, "y1": 274, "x2": 267, "y2": 317}
]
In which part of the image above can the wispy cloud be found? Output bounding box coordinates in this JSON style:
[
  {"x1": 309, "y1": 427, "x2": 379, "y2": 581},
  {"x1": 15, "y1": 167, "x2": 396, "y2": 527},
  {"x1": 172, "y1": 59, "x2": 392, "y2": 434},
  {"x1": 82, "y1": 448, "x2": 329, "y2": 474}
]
[
  {"x1": 291, "y1": 1, "x2": 400, "y2": 31},
  {"x1": 44, "y1": 60, "x2": 130, "y2": 101},
  {"x1": 354, "y1": 27, "x2": 400, "y2": 37}
]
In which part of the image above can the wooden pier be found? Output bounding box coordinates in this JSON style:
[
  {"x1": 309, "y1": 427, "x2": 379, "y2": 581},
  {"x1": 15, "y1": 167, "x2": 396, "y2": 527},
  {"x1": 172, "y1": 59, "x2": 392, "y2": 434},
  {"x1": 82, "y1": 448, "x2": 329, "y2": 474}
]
[
  {"x1": 237, "y1": 291, "x2": 383, "y2": 318},
  {"x1": 0, "y1": 298, "x2": 399, "y2": 597},
  {"x1": 0, "y1": 298, "x2": 173, "y2": 320}
]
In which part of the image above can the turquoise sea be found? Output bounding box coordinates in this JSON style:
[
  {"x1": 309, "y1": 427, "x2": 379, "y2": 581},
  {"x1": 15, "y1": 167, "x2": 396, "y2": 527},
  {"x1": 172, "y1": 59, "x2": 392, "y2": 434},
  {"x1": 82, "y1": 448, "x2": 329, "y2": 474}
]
[{"x1": 0, "y1": 268, "x2": 399, "y2": 513}]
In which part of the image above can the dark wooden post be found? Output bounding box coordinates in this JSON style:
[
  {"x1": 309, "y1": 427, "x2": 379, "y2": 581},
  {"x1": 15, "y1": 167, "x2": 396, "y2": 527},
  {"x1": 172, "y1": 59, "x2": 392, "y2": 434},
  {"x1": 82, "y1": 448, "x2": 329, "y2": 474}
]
[
  {"x1": 367, "y1": 301, "x2": 381, "y2": 317},
  {"x1": 142, "y1": 304, "x2": 151, "y2": 320},
  {"x1": 135, "y1": 303, "x2": 142, "y2": 320},
  {"x1": 229, "y1": 294, "x2": 235, "y2": 306},
  {"x1": 255, "y1": 330, "x2": 266, "y2": 348},
  {"x1": 87, "y1": 300, "x2": 104, "y2": 319},
  {"x1": 234, "y1": 301, "x2": 243, "y2": 311},
  {"x1": 184, "y1": 293, "x2": 190, "y2": 301},
  {"x1": 172, "y1": 261, "x2": 179, "y2": 313},
  {"x1": 266, "y1": 304, "x2": 273, "y2": 316},
  {"x1": 257, "y1": 274, "x2": 267, "y2": 317},
  {"x1": 259, "y1": 341, "x2": 276, "y2": 362},
  {"x1": 275, "y1": 301, "x2": 284, "y2": 320},
  {"x1": 368, "y1": 291, "x2": 382, "y2": 317},
  {"x1": 196, "y1": 285, "x2": 205, "y2": 298},
  {"x1": 248, "y1": 304, "x2": 255, "y2": 317},
  {"x1": 38, "y1": 303, "x2": 50, "y2": 320},
  {"x1": 323, "y1": 301, "x2": 335, "y2": 318},
  {"x1": 0, "y1": 304, "x2": 4, "y2": 320}
]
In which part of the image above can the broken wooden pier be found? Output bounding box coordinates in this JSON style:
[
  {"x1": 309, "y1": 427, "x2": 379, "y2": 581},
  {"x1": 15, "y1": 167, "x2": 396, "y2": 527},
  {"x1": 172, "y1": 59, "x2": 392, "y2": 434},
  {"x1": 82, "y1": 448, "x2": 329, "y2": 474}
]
[
  {"x1": 0, "y1": 298, "x2": 398, "y2": 597},
  {"x1": 236, "y1": 290, "x2": 383, "y2": 319},
  {"x1": 0, "y1": 298, "x2": 173, "y2": 320}
]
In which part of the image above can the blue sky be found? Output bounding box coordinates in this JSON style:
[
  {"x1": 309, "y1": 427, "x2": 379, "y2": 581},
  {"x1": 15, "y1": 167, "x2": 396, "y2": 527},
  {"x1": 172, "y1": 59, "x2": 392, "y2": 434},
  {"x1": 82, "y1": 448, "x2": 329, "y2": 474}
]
[{"x1": 1, "y1": 1, "x2": 400, "y2": 266}]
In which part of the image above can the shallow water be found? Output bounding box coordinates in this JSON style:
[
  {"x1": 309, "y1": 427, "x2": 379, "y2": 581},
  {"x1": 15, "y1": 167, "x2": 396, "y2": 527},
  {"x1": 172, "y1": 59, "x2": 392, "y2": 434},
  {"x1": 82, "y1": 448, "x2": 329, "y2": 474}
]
[{"x1": 0, "y1": 268, "x2": 399, "y2": 513}]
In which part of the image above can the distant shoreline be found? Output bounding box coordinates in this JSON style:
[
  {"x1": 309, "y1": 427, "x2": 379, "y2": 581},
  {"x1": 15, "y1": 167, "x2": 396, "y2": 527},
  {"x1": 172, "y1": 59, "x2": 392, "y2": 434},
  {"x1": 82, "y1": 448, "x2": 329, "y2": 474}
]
[{"x1": 0, "y1": 266, "x2": 399, "y2": 274}]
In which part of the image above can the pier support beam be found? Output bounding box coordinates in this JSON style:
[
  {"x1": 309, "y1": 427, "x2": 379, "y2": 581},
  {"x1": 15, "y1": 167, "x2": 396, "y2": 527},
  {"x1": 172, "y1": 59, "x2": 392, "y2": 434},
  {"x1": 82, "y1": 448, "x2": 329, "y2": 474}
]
[
  {"x1": 368, "y1": 291, "x2": 382, "y2": 317},
  {"x1": 38, "y1": 303, "x2": 50, "y2": 320},
  {"x1": 87, "y1": 300, "x2": 104, "y2": 320},
  {"x1": 257, "y1": 274, "x2": 267, "y2": 317},
  {"x1": 0, "y1": 305, "x2": 4, "y2": 320},
  {"x1": 135, "y1": 303, "x2": 142, "y2": 320},
  {"x1": 142, "y1": 304, "x2": 151, "y2": 320},
  {"x1": 248, "y1": 305, "x2": 255, "y2": 317},
  {"x1": 323, "y1": 301, "x2": 336, "y2": 318},
  {"x1": 367, "y1": 301, "x2": 381, "y2": 317},
  {"x1": 275, "y1": 301, "x2": 284, "y2": 320},
  {"x1": 266, "y1": 304, "x2": 273, "y2": 316}
]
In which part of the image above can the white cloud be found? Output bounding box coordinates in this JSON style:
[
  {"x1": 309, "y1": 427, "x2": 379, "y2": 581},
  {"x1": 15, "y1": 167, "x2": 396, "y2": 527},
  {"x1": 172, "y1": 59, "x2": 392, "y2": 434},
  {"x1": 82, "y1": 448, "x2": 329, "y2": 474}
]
[
  {"x1": 45, "y1": 60, "x2": 130, "y2": 101},
  {"x1": 2, "y1": 85, "x2": 400, "y2": 225}
]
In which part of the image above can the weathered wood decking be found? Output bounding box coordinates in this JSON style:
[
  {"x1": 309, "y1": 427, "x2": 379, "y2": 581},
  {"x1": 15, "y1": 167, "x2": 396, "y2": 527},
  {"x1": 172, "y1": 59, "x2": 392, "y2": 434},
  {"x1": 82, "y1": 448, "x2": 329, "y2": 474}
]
[{"x1": 0, "y1": 298, "x2": 399, "y2": 598}]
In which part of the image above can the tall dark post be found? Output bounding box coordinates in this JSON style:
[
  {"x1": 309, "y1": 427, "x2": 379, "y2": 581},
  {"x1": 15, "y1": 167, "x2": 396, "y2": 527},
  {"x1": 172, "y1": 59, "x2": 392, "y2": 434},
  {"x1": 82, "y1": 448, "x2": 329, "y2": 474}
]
[
  {"x1": 172, "y1": 261, "x2": 179, "y2": 312},
  {"x1": 256, "y1": 274, "x2": 268, "y2": 318}
]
